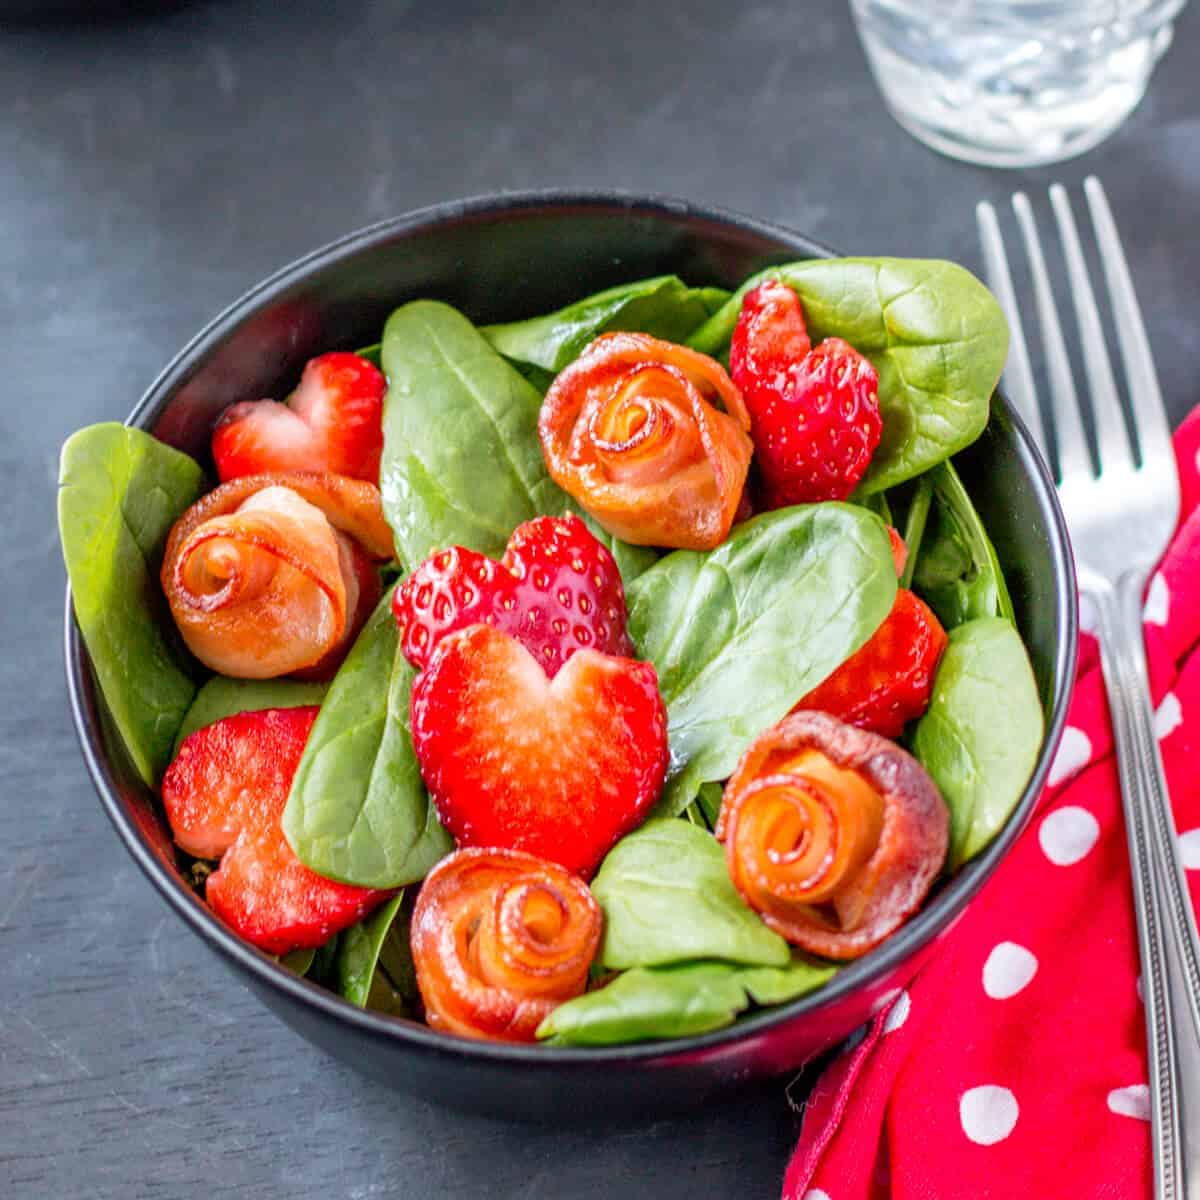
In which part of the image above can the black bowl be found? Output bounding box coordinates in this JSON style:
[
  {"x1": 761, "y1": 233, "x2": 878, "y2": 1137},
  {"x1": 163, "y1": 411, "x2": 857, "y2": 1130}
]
[{"x1": 65, "y1": 191, "x2": 1077, "y2": 1120}]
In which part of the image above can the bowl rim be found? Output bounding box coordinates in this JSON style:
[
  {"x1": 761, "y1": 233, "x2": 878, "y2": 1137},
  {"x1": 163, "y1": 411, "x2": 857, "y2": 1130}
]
[{"x1": 64, "y1": 188, "x2": 1079, "y2": 1068}]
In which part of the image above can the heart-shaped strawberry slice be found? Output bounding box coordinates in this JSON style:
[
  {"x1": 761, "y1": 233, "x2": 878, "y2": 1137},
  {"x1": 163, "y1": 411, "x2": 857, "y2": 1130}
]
[
  {"x1": 411, "y1": 625, "x2": 668, "y2": 878},
  {"x1": 212, "y1": 352, "x2": 386, "y2": 484},
  {"x1": 162, "y1": 707, "x2": 389, "y2": 954},
  {"x1": 393, "y1": 514, "x2": 632, "y2": 677}
]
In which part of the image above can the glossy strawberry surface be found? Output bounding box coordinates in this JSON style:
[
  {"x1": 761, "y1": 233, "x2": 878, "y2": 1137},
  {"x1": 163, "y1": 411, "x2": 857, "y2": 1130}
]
[
  {"x1": 410, "y1": 625, "x2": 668, "y2": 878},
  {"x1": 393, "y1": 514, "x2": 630, "y2": 677}
]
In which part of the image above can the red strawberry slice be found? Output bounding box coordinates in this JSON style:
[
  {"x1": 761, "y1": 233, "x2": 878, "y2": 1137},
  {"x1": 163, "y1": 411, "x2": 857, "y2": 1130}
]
[
  {"x1": 162, "y1": 708, "x2": 389, "y2": 954},
  {"x1": 410, "y1": 625, "x2": 668, "y2": 878},
  {"x1": 730, "y1": 276, "x2": 812, "y2": 399},
  {"x1": 212, "y1": 352, "x2": 385, "y2": 484},
  {"x1": 731, "y1": 280, "x2": 882, "y2": 507},
  {"x1": 393, "y1": 514, "x2": 631, "y2": 677},
  {"x1": 795, "y1": 588, "x2": 947, "y2": 739}
]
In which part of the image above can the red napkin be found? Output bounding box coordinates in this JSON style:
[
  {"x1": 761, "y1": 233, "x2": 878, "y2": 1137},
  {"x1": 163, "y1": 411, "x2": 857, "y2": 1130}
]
[{"x1": 783, "y1": 408, "x2": 1200, "y2": 1200}]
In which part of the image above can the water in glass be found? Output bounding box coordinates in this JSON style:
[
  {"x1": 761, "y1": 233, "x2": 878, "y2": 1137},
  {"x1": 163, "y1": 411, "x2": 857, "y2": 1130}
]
[{"x1": 850, "y1": 0, "x2": 1186, "y2": 167}]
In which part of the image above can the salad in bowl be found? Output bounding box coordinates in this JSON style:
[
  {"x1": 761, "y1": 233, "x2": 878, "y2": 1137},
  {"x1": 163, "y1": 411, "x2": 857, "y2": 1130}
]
[{"x1": 59, "y1": 227, "x2": 1050, "y2": 1052}]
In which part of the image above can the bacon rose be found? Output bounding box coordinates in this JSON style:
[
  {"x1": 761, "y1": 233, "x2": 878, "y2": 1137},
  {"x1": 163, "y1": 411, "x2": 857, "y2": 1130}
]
[
  {"x1": 717, "y1": 711, "x2": 948, "y2": 960},
  {"x1": 538, "y1": 332, "x2": 753, "y2": 551},
  {"x1": 410, "y1": 848, "x2": 602, "y2": 1042},
  {"x1": 161, "y1": 472, "x2": 393, "y2": 679}
]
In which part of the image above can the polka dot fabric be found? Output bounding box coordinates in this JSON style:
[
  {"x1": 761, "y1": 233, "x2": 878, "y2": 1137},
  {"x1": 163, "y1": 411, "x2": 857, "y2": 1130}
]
[{"x1": 783, "y1": 414, "x2": 1200, "y2": 1200}]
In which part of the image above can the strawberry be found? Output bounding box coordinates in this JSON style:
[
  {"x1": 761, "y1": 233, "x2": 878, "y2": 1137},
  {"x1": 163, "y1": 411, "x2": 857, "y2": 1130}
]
[
  {"x1": 795, "y1": 589, "x2": 947, "y2": 739},
  {"x1": 393, "y1": 514, "x2": 631, "y2": 677},
  {"x1": 731, "y1": 280, "x2": 882, "y2": 507},
  {"x1": 212, "y1": 352, "x2": 385, "y2": 484},
  {"x1": 162, "y1": 708, "x2": 389, "y2": 954},
  {"x1": 410, "y1": 625, "x2": 668, "y2": 878}
]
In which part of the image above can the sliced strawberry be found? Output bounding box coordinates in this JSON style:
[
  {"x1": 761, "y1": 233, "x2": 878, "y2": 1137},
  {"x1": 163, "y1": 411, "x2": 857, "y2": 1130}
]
[
  {"x1": 730, "y1": 277, "x2": 811, "y2": 399},
  {"x1": 212, "y1": 352, "x2": 385, "y2": 484},
  {"x1": 162, "y1": 708, "x2": 389, "y2": 954},
  {"x1": 410, "y1": 625, "x2": 668, "y2": 878},
  {"x1": 731, "y1": 281, "x2": 882, "y2": 507},
  {"x1": 795, "y1": 589, "x2": 947, "y2": 739},
  {"x1": 393, "y1": 514, "x2": 631, "y2": 677}
]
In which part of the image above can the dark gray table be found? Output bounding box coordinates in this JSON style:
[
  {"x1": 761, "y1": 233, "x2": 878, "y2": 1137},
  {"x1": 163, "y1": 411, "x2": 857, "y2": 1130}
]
[{"x1": 3, "y1": 2, "x2": 1197, "y2": 1196}]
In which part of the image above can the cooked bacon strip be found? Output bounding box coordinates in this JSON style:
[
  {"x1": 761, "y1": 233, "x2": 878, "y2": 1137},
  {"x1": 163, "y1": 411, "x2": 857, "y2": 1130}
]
[
  {"x1": 717, "y1": 711, "x2": 948, "y2": 960},
  {"x1": 538, "y1": 332, "x2": 753, "y2": 551},
  {"x1": 162, "y1": 472, "x2": 392, "y2": 679},
  {"x1": 411, "y1": 848, "x2": 601, "y2": 1042}
]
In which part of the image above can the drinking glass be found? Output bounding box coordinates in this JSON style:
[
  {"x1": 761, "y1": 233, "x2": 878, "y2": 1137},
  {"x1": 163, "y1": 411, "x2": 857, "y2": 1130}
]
[{"x1": 849, "y1": 0, "x2": 1187, "y2": 167}]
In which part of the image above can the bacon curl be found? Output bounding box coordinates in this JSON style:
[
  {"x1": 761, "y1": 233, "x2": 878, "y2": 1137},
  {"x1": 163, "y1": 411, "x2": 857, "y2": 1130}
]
[
  {"x1": 411, "y1": 848, "x2": 602, "y2": 1042},
  {"x1": 162, "y1": 472, "x2": 392, "y2": 679},
  {"x1": 538, "y1": 332, "x2": 753, "y2": 550},
  {"x1": 717, "y1": 711, "x2": 948, "y2": 960}
]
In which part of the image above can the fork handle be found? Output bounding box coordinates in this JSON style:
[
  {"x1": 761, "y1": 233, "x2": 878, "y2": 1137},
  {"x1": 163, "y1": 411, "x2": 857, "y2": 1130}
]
[{"x1": 1092, "y1": 573, "x2": 1200, "y2": 1200}]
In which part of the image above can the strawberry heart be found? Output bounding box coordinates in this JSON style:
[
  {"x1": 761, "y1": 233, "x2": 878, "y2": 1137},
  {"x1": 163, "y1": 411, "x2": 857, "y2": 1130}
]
[
  {"x1": 410, "y1": 624, "x2": 668, "y2": 878},
  {"x1": 393, "y1": 514, "x2": 631, "y2": 677},
  {"x1": 212, "y1": 352, "x2": 386, "y2": 484},
  {"x1": 162, "y1": 707, "x2": 388, "y2": 953}
]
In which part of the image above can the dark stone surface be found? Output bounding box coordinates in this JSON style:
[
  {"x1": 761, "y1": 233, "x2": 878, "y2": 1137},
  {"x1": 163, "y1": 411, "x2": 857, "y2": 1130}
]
[{"x1": 2, "y1": 1, "x2": 1197, "y2": 1195}]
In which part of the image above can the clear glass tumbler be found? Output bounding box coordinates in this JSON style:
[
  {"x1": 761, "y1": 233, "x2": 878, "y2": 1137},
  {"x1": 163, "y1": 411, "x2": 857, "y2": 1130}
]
[{"x1": 849, "y1": 0, "x2": 1187, "y2": 167}]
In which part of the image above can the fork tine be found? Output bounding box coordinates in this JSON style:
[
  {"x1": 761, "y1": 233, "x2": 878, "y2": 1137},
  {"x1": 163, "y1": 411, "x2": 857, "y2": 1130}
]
[
  {"x1": 1084, "y1": 176, "x2": 1177, "y2": 490},
  {"x1": 976, "y1": 201, "x2": 1048, "y2": 456},
  {"x1": 1048, "y1": 183, "x2": 1135, "y2": 475},
  {"x1": 1012, "y1": 191, "x2": 1092, "y2": 482}
]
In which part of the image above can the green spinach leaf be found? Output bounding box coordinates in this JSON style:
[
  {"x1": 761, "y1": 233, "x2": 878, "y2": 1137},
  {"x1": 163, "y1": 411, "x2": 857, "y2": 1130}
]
[
  {"x1": 336, "y1": 892, "x2": 406, "y2": 1008},
  {"x1": 379, "y1": 300, "x2": 571, "y2": 568},
  {"x1": 482, "y1": 276, "x2": 731, "y2": 374},
  {"x1": 591, "y1": 820, "x2": 789, "y2": 969},
  {"x1": 279, "y1": 947, "x2": 316, "y2": 976},
  {"x1": 912, "y1": 617, "x2": 1043, "y2": 868},
  {"x1": 898, "y1": 473, "x2": 934, "y2": 590},
  {"x1": 282, "y1": 585, "x2": 452, "y2": 889},
  {"x1": 354, "y1": 342, "x2": 382, "y2": 368},
  {"x1": 58, "y1": 423, "x2": 206, "y2": 786},
  {"x1": 688, "y1": 258, "x2": 1008, "y2": 493},
  {"x1": 173, "y1": 677, "x2": 329, "y2": 757},
  {"x1": 912, "y1": 462, "x2": 1014, "y2": 628},
  {"x1": 627, "y1": 503, "x2": 897, "y2": 813},
  {"x1": 538, "y1": 955, "x2": 835, "y2": 1045}
]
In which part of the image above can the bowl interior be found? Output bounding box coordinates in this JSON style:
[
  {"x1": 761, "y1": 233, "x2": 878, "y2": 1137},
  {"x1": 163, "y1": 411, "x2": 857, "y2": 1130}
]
[{"x1": 67, "y1": 192, "x2": 1077, "y2": 1069}]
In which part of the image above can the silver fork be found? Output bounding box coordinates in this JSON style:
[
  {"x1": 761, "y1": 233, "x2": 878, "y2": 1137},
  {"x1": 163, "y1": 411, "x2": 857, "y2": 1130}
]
[{"x1": 977, "y1": 178, "x2": 1200, "y2": 1200}]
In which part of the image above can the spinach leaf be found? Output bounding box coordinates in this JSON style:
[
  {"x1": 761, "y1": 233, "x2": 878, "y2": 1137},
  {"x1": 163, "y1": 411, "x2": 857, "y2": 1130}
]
[
  {"x1": 282, "y1": 585, "x2": 452, "y2": 889},
  {"x1": 858, "y1": 491, "x2": 893, "y2": 525},
  {"x1": 379, "y1": 300, "x2": 571, "y2": 568},
  {"x1": 898, "y1": 473, "x2": 934, "y2": 590},
  {"x1": 591, "y1": 820, "x2": 789, "y2": 969},
  {"x1": 279, "y1": 947, "x2": 316, "y2": 976},
  {"x1": 482, "y1": 276, "x2": 731, "y2": 374},
  {"x1": 354, "y1": 342, "x2": 382, "y2": 368},
  {"x1": 308, "y1": 935, "x2": 342, "y2": 987},
  {"x1": 538, "y1": 956, "x2": 835, "y2": 1046},
  {"x1": 688, "y1": 258, "x2": 1008, "y2": 493},
  {"x1": 696, "y1": 781, "x2": 724, "y2": 828},
  {"x1": 627, "y1": 504, "x2": 897, "y2": 813},
  {"x1": 336, "y1": 892, "x2": 406, "y2": 1008},
  {"x1": 912, "y1": 617, "x2": 1043, "y2": 868},
  {"x1": 58, "y1": 423, "x2": 206, "y2": 786},
  {"x1": 912, "y1": 462, "x2": 1014, "y2": 628},
  {"x1": 173, "y1": 677, "x2": 329, "y2": 758}
]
